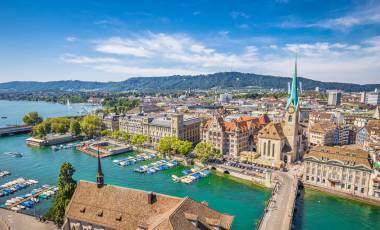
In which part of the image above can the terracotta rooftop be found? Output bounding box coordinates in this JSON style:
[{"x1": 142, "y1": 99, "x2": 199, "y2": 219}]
[
  {"x1": 310, "y1": 111, "x2": 334, "y2": 120},
  {"x1": 304, "y1": 146, "x2": 372, "y2": 169},
  {"x1": 65, "y1": 181, "x2": 233, "y2": 230},
  {"x1": 203, "y1": 115, "x2": 269, "y2": 133},
  {"x1": 258, "y1": 122, "x2": 286, "y2": 140},
  {"x1": 309, "y1": 123, "x2": 337, "y2": 133}
]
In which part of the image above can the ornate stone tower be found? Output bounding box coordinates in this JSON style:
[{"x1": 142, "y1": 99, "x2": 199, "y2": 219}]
[{"x1": 284, "y1": 57, "x2": 302, "y2": 162}]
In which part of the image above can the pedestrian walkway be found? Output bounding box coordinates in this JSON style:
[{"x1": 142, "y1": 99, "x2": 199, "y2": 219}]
[
  {"x1": 258, "y1": 171, "x2": 298, "y2": 230},
  {"x1": 0, "y1": 208, "x2": 57, "y2": 230}
]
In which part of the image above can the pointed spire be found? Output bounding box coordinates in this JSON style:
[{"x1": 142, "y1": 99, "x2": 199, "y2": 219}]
[
  {"x1": 286, "y1": 55, "x2": 299, "y2": 110},
  {"x1": 96, "y1": 147, "x2": 104, "y2": 188}
]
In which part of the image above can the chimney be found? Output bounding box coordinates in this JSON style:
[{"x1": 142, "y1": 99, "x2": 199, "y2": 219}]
[
  {"x1": 201, "y1": 201, "x2": 208, "y2": 206},
  {"x1": 147, "y1": 192, "x2": 156, "y2": 204}
]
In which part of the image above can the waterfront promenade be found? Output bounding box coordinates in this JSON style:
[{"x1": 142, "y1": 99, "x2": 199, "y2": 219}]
[
  {"x1": 0, "y1": 208, "x2": 57, "y2": 230},
  {"x1": 258, "y1": 172, "x2": 298, "y2": 230}
]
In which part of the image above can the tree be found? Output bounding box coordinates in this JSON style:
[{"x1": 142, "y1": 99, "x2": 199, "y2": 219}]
[
  {"x1": 123, "y1": 132, "x2": 131, "y2": 143},
  {"x1": 177, "y1": 140, "x2": 193, "y2": 156},
  {"x1": 131, "y1": 134, "x2": 147, "y2": 152},
  {"x1": 45, "y1": 162, "x2": 77, "y2": 226},
  {"x1": 69, "y1": 120, "x2": 81, "y2": 136},
  {"x1": 80, "y1": 115, "x2": 102, "y2": 138},
  {"x1": 100, "y1": 129, "x2": 112, "y2": 137},
  {"x1": 22, "y1": 111, "x2": 43, "y2": 126},
  {"x1": 194, "y1": 142, "x2": 221, "y2": 163},
  {"x1": 157, "y1": 136, "x2": 177, "y2": 156}
]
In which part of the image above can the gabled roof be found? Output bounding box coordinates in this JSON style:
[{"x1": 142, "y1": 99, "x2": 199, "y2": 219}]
[
  {"x1": 203, "y1": 115, "x2": 269, "y2": 133},
  {"x1": 258, "y1": 122, "x2": 286, "y2": 140},
  {"x1": 65, "y1": 181, "x2": 233, "y2": 230}
]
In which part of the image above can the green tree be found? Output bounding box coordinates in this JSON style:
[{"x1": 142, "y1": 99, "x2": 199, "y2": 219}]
[
  {"x1": 45, "y1": 162, "x2": 77, "y2": 226},
  {"x1": 100, "y1": 129, "x2": 112, "y2": 137},
  {"x1": 177, "y1": 140, "x2": 193, "y2": 156},
  {"x1": 131, "y1": 134, "x2": 147, "y2": 152},
  {"x1": 157, "y1": 136, "x2": 177, "y2": 157},
  {"x1": 123, "y1": 132, "x2": 131, "y2": 143},
  {"x1": 69, "y1": 120, "x2": 81, "y2": 136},
  {"x1": 194, "y1": 142, "x2": 221, "y2": 163},
  {"x1": 80, "y1": 115, "x2": 102, "y2": 138},
  {"x1": 22, "y1": 111, "x2": 43, "y2": 126}
]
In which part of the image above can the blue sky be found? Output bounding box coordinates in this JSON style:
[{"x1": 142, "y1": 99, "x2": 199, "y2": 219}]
[{"x1": 1, "y1": 0, "x2": 379, "y2": 83}]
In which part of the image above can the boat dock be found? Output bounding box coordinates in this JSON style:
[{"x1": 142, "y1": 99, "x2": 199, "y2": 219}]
[
  {"x1": 5, "y1": 186, "x2": 57, "y2": 210},
  {"x1": 172, "y1": 167, "x2": 209, "y2": 184},
  {"x1": 134, "y1": 160, "x2": 179, "y2": 174},
  {"x1": 0, "y1": 125, "x2": 32, "y2": 136},
  {"x1": 113, "y1": 153, "x2": 156, "y2": 166},
  {"x1": 0, "y1": 170, "x2": 11, "y2": 178}
]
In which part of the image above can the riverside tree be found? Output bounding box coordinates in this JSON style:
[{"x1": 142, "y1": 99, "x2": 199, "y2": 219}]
[
  {"x1": 80, "y1": 115, "x2": 102, "y2": 138},
  {"x1": 22, "y1": 111, "x2": 43, "y2": 126},
  {"x1": 131, "y1": 134, "x2": 147, "y2": 152},
  {"x1": 158, "y1": 136, "x2": 193, "y2": 157},
  {"x1": 69, "y1": 119, "x2": 81, "y2": 136},
  {"x1": 194, "y1": 142, "x2": 222, "y2": 163},
  {"x1": 46, "y1": 162, "x2": 77, "y2": 226}
]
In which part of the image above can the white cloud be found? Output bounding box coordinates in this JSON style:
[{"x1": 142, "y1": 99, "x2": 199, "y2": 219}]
[
  {"x1": 66, "y1": 37, "x2": 79, "y2": 42},
  {"x1": 63, "y1": 32, "x2": 380, "y2": 83},
  {"x1": 230, "y1": 11, "x2": 250, "y2": 19},
  {"x1": 310, "y1": 4, "x2": 380, "y2": 30},
  {"x1": 61, "y1": 54, "x2": 120, "y2": 64}
]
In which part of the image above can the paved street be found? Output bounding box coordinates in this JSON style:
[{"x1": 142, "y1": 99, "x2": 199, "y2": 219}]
[
  {"x1": 258, "y1": 171, "x2": 298, "y2": 230},
  {"x1": 0, "y1": 209, "x2": 57, "y2": 230}
]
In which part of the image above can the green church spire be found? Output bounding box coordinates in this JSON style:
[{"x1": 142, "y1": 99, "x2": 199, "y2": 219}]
[{"x1": 286, "y1": 56, "x2": 299, "y2": 110}]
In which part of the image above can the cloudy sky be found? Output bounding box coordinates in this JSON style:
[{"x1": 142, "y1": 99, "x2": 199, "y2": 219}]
[{"x1": 1, "y1": 0, "x2": 379, "y2": 83}]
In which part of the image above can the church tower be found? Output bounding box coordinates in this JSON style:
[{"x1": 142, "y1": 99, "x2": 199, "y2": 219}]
[
  {"x1": 284, "y1": 56, "x2": 302, "y2": 161},
  {"x1": 96, "y1": 148, "x2": 104, "y2": 188}
]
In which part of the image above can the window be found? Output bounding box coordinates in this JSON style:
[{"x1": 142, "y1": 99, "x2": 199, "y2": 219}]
[
  {"x1": 272, "y1": 144, "x2": 275, "y2": 157},
  {"x1": 288, "y1": 115, "x2": 293, "y2": 122},
  {"x1": 267, "y1": 140, "x2": 271, "y2": 156},
  {"x1": 361, "y1": 188, "x2": 364, "y2": 193},
  {"x1": 263, "y1": 142, "x2": 267, "y2": 156}
]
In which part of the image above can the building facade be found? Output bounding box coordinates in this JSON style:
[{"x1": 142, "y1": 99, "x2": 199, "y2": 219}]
[
  {"x1": 200, "y1": 115, "x2": 269, "y2": 157},
  {"x1": 309, "y1": 123, "x2": 353, "y2": 146},
  {"x1": 327, "y1": 90, "x2": 342, "y2": 106},
  {"x1": 119, "y1": 113, "x2": 201, "y2": 145},
  {"x1": 303, "y1": 146, "x2": 375, "y2": 197}
]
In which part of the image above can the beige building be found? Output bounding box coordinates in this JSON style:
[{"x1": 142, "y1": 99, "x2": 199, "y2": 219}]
[
  {"x1": 119, "y1": 113, "x2": 201, "y2": 145},
  {"x1": 308, "y1": 123, "x2": 352, "y2": 146},
  {"x1": 201, "y1": 115, "x2": 270, "y2": 157},
  {"x1": 303, "y1": 146, "x2": 375, "y2": 197}
]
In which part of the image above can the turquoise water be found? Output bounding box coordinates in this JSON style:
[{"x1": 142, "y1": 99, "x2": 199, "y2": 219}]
[
  {"x1": 293, "y1": 189, "x2": 380, "y2": 230},
  {"x1": 1, "y1": 100, "x2": 380, "y2": 229}
]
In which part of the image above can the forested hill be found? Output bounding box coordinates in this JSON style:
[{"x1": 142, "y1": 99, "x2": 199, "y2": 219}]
[{"x1": 0, "y1": 72, "x2": 378, "y2": 92}]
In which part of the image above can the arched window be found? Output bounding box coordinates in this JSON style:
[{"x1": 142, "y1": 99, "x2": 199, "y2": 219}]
[
  {"x1": 268, "y1": 140, "x2": 271, "y2": 156},
  {"x1": 288, "y1": 115, "x2": 293, "y2": 122},
  {"x1": 263, "y1": 142, "x2": 267, "y2": 156},
  {"x1": 272, "y1": 143, "x2": 275, "y2": 157}
]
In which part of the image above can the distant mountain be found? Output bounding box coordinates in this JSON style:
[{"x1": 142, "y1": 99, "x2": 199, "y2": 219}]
[{"x1": 0, "y1": 72, "x2": 379, "y2": 92}]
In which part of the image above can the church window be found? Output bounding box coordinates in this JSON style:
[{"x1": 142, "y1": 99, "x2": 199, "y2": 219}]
[
  {"x1": 267, "y1": 140, "x2": 271, "y2": 156},
  {"x1": 272, "y1": 144, "x2": 275, "y2": 157},
  {"x1": 288, "y1": 115, "x2": 293, "y2": 122},
  {"x1": 263, "y1": 142, "x2": 267, "y2": 156}
]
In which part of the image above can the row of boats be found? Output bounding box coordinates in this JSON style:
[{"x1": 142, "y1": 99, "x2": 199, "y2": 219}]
[
  {"x1": 0, "y1": 178, "x2": 39, "y2": 197},
  {"x1": 0, "y1": 170, "x2": 11, "y2": 178},
  {"x1": 3, "y1": 152, "x2": 23, "y2": 158},
  {"x1": 51, "y1": 143, "x2": 76, "y2": 151},
  {"x1": 134, "y1": 160, "x2": 179, "y2": 174},
  {"x1": 113, "y1": 153, "x2": 157, "y2": 166},
  {"x1": 172, "y1": 167, "x2": 210, "y2": 184},
  {"x1": 3, "y1": 185, "x2": 58, "y2": 211}
]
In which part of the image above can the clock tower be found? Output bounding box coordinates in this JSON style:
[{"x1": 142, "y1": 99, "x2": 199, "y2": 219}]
[{"x1": 283, "y1": 56, "x2": 302, "y2": 161}]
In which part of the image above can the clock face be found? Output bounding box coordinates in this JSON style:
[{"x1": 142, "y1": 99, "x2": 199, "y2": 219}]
[{"x1": 287, "y1": 106, "x2": 295, "y2": 114}]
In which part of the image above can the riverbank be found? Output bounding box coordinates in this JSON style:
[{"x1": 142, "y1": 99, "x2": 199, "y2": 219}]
[{"x1": 305, "y1": 184, "x2": 380, "y2": 207}]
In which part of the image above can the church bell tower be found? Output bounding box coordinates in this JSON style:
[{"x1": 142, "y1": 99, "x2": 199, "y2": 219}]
[{"x1": 284, "y1": 56, "x2": 301, "y2": 160}]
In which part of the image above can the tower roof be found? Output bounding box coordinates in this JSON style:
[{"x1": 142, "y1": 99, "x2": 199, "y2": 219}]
[
  {"x1": 96, "y1": 147, "x2": 104, "y2": 188},
  {"x1": 286, "y1": 56, "x2": 299, "y2": 110}
]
